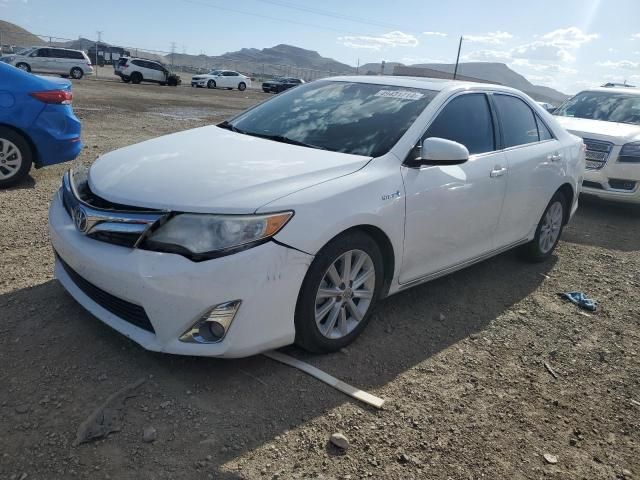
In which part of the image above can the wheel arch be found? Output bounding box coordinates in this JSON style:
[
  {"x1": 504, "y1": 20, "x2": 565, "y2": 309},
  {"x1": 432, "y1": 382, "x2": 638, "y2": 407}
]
[
  {"x1": 314, "y1": 224, "x2": 395, "y2": 298},
  {"x1": 557, "y1": 182, "x2": 574, "y2": 225},
  {"x1": 0, "y1": 123, "x2": 39, "y2": 166}
]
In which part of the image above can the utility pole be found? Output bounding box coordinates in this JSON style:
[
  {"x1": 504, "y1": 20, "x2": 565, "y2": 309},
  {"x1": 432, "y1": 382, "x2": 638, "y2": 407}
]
[
  {"x1": 453, "y1": 36, "x2": 463, "y2": 80},
  {"x1": 95, "y1": 30, "x2": 103, "y2": 79},
  {"x1": 381, "y1": 60, "x2": 385, "y2": 76},
  {"x1": 170, "y1": 42, "x2": 177, "y2": 67},
  {"x1": 356, "y1": 58, "x2": 359, "y2": 75}
]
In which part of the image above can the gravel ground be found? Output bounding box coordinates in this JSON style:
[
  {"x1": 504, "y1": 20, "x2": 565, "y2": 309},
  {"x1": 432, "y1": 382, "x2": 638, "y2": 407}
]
[{"x1": 1, "y1": 79, "x2": 639, "y2": 480}]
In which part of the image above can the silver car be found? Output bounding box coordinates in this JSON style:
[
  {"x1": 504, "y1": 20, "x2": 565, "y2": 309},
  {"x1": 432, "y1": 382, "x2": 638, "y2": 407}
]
[{"x1": 8, "y1": 47, "x2": 94, "y2": 79}]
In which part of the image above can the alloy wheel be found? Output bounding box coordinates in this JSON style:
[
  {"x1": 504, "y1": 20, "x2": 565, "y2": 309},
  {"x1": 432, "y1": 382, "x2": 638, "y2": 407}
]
[
  {"x1": 314, "y1": 249, "x2": 376, "y2": 340},
  {"x1": 0, "y1": 138, "x2": 22, "y2": 180},
  {"x1": 539, "y1": 201, "x2": 563, "y2": 254}
]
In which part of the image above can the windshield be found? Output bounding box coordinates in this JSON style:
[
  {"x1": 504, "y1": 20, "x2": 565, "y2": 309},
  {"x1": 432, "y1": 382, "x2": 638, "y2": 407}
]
[
  {"x1": 226, "y1": 81, "x2": 437, "y2": 157},
  {"x1": 554, "y1": 91, "x2": 640, "y2": 125},
  {"x1": 208, "y1": 70, "x2": 222, "y2": 75}
]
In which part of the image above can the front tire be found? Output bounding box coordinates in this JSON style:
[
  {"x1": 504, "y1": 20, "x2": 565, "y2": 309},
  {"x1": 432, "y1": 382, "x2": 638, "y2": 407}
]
[
  {"x1": 295, "y1": 231, "x2": 383, "y2": 353},
  {"x1": 207, "y1": 80, "x2": 216, "y2": 89},
  {"x1": 16, "y1": 62, "x2": 31, "y2": 72},
  {"x1": 0, "y1": 128, "x2": 33, "y2": 188},
  {"x1": 520, "y1": 191, "x2": 567, "y2": 262},
  {"x1": 70, "y1": 67, "x2": 83, "y2": 79},
  {"x1": 238, "y1": 82, "x2": 246, "y2": 91}
]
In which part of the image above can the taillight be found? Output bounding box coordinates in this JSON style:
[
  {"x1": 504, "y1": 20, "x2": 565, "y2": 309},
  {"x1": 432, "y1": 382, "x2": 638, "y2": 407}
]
[{"x1": 30, "y1": 90, "x2": 73, "y2": 105}]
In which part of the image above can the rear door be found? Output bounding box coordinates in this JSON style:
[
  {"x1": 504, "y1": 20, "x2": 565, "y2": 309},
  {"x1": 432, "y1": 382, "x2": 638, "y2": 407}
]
[
  {"x1": 49, "y1": 49, "x2": 69, "y2": 74},
  {"x1": 400, "y1": 92, "x2": 508, "y2": 283},
  {"x1": 491, "y1": 93, "x2": 565, "y2": 247}
]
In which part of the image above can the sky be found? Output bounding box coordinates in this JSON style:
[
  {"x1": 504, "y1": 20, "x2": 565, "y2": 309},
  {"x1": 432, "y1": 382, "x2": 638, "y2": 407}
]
[{"x1": 2, "y1": 0, "x2": 640, "y2": 93}]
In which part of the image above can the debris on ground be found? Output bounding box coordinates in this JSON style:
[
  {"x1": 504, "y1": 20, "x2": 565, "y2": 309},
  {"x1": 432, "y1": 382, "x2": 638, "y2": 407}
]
[
  {"x1": 559, "y1": 291, "x2": 597, "y2": 311},
  {"x1": 142, "y1": 426, "x2": 157, "y2": 443},
  {"x1": 543, "y1": 453, "x2": 558, "y2": 464},
  {"x1": 329, "y1": 432, "x2": 349, "y2": 450},
  {"x1": 73, "y1": 378, "x2": 146, "y2": 446},
  {"x1": 544, "y1": 362, "x2": 560, "y2": 379}
]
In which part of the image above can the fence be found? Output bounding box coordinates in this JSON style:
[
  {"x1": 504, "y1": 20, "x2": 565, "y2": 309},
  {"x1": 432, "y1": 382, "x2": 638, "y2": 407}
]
[{"x1": 0, "y1": 29, "x2": 353, "y2": 82}]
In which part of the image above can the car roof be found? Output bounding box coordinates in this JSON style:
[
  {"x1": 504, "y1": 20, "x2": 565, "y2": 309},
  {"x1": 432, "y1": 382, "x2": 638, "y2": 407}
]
[
  {"x1": 580, "y1": 86, "x2": 640, "y2": 95},
  {"x1": 324, "y1": 75, "x2": 509, "y2": 93}
]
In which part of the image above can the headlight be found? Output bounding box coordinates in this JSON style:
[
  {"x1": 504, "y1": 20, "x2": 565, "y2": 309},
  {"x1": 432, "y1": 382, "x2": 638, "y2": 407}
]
[
  {"x1": 619, "y1": 142, "x2": 640, "y2": 163},
  {"x1": 144, "y1": 211, "x2": 293, "y2": 260}
]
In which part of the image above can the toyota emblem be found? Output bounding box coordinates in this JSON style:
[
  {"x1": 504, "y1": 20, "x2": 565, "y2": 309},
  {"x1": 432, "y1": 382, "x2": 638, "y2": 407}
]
[{"x1": 73, "y1": 206, "x2": 89, "y2": 233}]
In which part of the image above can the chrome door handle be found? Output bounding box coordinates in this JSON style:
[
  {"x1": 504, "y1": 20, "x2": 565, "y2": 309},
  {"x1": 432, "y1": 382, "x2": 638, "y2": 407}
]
[
  {"x1": 490, "y1": 167, "x2": 507, "y2": 177},
  {"x1": 547, "y1": 153, "x2": 562, "y2": 162}
]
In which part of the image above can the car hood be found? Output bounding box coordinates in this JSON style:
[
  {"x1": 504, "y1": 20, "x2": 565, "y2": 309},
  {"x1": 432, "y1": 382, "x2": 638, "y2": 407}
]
[
  {"x1": 88, "y1": 125, "x2": 371, "y2": 213},
  {"x1": 554, "y1": 116, "x2": 640, "y2": 145}
]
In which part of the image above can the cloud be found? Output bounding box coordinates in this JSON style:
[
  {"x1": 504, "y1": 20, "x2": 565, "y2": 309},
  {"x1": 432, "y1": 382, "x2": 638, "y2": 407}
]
[
  {"x1": 423, "y1": 31, "x2": 447, "y2": 37},
  {"x1": 464, "y1": 31, "x2": 513, "y2": 45},
  {"x1": 463, "y1": 49, "x2": 512, "y2": 62},
  {"x1": 631, "y1": 33, "x2": 640, "y2": 40},
  {"x1": 596, "y1": 60, "x2": 640, "y2": 70},
  {"x1": 540, "y1": 27, "x2": 598, "y2": 48},
  {"x1": 511, "y1": 59, "x2": 577, "y2": 75},
  {"x1": 338, "y1": 31, "x2": 418, "y2": 50}
]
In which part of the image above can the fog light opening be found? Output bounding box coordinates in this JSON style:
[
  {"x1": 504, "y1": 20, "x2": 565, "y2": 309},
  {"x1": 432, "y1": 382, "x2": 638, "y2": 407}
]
[{"x1": 179, "y1": 300, "x2": 241, "y2": 344}]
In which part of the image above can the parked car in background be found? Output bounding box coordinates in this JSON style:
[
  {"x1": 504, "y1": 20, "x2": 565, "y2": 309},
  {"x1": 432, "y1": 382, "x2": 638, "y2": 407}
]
[
  {"x1": 554, "y1": 86, "x2": 640, "y2": 203},
  {"x1": 0, "y1": 63, "x2": 82, "y2": 187},
  {"x1": 6, "y1": 47, "x2": 94, "y2": 79},
  {"x1": 114, "y1": 57, "x2": 181, "y2": 86},
  {"x1": 537, "y1": 101, "x2": 556, "y2": 113},
  {"x1": 191, "y1": 70, "x2": 251, "y2": 90},
  {"x1": 49, "y1": 76, "x2": 583, "y2": 358},
  {"x1": 262, "y1": 77, "x2": 305, "y2": 94}
]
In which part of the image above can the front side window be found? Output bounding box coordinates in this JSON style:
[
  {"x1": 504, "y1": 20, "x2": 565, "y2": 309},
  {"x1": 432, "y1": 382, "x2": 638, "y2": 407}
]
[
  {"x1": 424, "y1": 93, "x2": 495, "y2": 155},
  {"x1": 494, "y1": 94, "x2": 539, "y2": 148},
  {"x1": 228, "y1": 81, "x2": 437, "y2": 157},
  {"x1": 554, "y1": 91, "x2": 640, "y2": 126}
]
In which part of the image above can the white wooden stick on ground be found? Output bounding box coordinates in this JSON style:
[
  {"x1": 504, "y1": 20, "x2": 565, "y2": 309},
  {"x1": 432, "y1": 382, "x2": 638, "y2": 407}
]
[{"x1": 263, "y1": 350, "x2": 385, "y2": 409}]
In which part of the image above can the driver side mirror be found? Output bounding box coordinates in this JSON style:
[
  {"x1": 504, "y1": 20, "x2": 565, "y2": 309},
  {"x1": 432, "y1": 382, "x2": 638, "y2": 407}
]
[{"x1": 406, "y1": 137, "x2": 470, "y2": 167}]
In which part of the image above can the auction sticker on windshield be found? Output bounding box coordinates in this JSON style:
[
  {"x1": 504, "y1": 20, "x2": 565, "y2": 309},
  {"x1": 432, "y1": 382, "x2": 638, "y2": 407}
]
[{"x1": 374, "y1": 90, "x2": 425, "y2": 100}]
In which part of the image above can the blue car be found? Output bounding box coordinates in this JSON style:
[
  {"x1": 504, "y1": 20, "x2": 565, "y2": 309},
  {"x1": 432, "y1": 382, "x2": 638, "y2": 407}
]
[{"x1": 0, "y1": 62, "x2": 82, "y2": 187}]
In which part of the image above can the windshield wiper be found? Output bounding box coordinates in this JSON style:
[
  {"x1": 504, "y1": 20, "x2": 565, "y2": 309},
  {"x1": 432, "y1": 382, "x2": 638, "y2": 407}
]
[
  {"x1": 245, "y1": 132, "x2": 327, "y2": 150},
  {"x1": 217, "y1": 120, "x2": 245, "y2": 134}
]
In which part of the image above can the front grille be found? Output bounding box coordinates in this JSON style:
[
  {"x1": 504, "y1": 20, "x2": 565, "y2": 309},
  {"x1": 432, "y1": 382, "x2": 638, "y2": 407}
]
[
  {"x1": 582, "y1": 180, "x2": 603, "y2": 190},
  {"x1": 608, "y1": 179, "x2": 637, "y2": 191},
  {"x1": 583, "y1": 138, "x2": 614, "y2": 170},
  {"x1": 56, "y1": 253, "x2": 155, "y2": 333}
]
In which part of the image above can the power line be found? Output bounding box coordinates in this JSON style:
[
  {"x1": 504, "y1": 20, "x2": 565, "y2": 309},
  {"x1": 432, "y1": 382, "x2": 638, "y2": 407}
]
[
  {"x1": 177, "y1": 0, "x2": 376, "y2": 36},
  {"x1": 249, "y1": 0, "x2": 409, "y2": 31}
]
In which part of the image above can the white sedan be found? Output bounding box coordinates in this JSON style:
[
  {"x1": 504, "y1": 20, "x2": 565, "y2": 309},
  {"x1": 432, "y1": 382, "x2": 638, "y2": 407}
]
[
  {"x1": 191, "y1": 69, "x2": 251, "y2": 91},
  {"x1": 49, "y1": 76, "x2": 584, "y2": 358}
]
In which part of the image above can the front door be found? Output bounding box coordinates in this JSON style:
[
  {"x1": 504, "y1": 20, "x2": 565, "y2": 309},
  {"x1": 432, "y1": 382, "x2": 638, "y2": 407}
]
[{"x1": 400, "y1": 92, "x2": 508, "y2": 284}]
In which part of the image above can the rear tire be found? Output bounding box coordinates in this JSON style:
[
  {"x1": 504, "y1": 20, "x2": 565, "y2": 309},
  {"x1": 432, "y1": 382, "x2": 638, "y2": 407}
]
[
  {"x1": 0, "y1": 127, "x2": 33, "y2": 189},
  {"x1": 130, "y1": 72, "x2": 142, "y2": 84},
  {"x1": 207, "y1": 80, "x2": 216, "y2": 89},
  {"x1": 121, "y1": 76, "x2": 131, "y2": 83},
  {"x1": 16, "y1": 62, "x2": 31, "y2": 73},
  {"x1": 295, "y1": 231, "x2": 384, "y2": 353},
  {"x1": 70, "y1": 67, "x2": 83, "y2": 79},
  {"x1": 520, "y1": 191, "x2": 567, "y2": 262}
]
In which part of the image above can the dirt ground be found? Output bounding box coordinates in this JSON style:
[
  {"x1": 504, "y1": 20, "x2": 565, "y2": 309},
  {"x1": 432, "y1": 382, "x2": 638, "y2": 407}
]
[{"x1": 1, "y1": 79, "x2": 639, "y2": 480}]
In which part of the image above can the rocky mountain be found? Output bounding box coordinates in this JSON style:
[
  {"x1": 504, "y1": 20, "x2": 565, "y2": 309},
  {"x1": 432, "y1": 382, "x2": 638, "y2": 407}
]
[{"x1": 0, "y1": 19, "x2": 42, "y2": 47}]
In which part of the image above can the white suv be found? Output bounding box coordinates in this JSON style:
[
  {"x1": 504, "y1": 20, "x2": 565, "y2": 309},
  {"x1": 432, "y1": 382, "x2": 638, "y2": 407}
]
[
  {"x1": 191, "y1": 70, "x2": 251, "y2": 90},
  {"x1": 49, "y1": 77, "x2": 583, "y2": 357},
  {"x1": 114, "y1": 57, "x2": 181, "y2": 86},
  {"x1": 9, "y1": 46, "x2": 93, "y2": 79},
  {"x1": 555, "y1": 86, "x2": 640, "y2": 203}
]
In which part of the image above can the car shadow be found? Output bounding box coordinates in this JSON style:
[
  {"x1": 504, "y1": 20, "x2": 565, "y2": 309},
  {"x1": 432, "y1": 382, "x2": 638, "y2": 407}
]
[
  {"x1": 0, "y1": 250, "x2": 554, "y2": 479},
  {"x1": 562, "y1": 195, "x2": 640, "y2": 252},
  {"x1": 4, "y1": 174, "x2": 35, "y2": 190}
]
